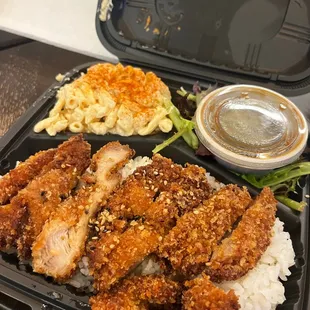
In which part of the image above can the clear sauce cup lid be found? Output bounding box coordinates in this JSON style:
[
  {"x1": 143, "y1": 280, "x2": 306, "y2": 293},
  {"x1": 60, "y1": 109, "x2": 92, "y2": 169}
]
[{"x1": 195, "y1": 85, "x2": 308, "y2": 171}]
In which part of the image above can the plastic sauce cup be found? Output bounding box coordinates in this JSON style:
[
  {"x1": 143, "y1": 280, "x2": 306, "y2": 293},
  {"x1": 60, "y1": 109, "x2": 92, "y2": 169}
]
[{"x1": 195, "y1": 85, "x2": 308, "y2": 174}]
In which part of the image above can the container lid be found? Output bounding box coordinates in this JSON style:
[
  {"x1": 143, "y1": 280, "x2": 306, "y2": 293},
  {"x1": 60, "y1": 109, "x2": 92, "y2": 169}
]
[
  {"x1": 195, "y1": 85, "x2": 308, "y2": 170},
  {"x1": 96, "y1": 0, "x2": 310, "y2": 95}
]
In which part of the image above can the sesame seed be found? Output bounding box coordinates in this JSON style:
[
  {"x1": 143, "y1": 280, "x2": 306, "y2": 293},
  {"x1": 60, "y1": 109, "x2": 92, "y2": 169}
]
[
  {"x1": 154, "y1": 171, "x2": 158, "y2": 175},
  {"x1": 164, "y1": 180, "x2": 167, "y2": 185},
  {"x1": 305, "y1": 194, "x2": 310, "y2": 198},
  {"x1": 158, "y1": 236, "x2": 163, "y2": 241},
  {"x1": 110, "y1": 244, "x2": 115, "y2": 249},
  {"x1": 92, "y1": 236, "x2": 98, "y2": 240},
  {"x1": 193, "y1": 210, "x2": 199, "y2": 215},
  {"x1": 138, "y1": 225, "x2": 145, "y2": 230},
  {"x1": 95, "y1": 226, "x2": 99, "y2": 232}
]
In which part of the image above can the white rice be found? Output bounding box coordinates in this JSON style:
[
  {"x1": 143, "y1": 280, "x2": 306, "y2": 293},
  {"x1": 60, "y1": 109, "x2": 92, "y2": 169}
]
[
  {"x1": 131, "y1": 255, "x2": 163, "y2": 276},
  {"x1": 217, "y1": 218, "x2": 295, "y2": 310},
  {"x1": 67, "y1": 256, "x2": 94, "y2": 292},
  {"x1": 121, "y1": 156, "x2": 153, "y2": 180}
]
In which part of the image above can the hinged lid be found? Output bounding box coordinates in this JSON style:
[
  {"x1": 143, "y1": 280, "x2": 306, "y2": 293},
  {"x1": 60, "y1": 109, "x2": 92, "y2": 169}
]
[{"x1": 96, "y1": 0, "x2": 310, "y2": 95}]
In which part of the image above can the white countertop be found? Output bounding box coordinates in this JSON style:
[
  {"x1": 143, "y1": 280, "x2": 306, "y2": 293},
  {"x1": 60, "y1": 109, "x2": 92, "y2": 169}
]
[{"x1": 0, "y1": 0, "x2": 118, "y2": 62}]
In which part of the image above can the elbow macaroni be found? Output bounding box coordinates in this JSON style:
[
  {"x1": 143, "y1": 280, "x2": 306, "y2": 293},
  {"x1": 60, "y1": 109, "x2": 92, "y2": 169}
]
[{"x1": 33, "y1": 63, "x2": 174, "y2": 137}]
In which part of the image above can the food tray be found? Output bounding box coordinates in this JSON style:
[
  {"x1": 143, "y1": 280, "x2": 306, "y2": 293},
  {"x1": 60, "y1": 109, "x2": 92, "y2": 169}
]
[{"x1": 0, "y1": 63, "x2": 309, "y2": 310}]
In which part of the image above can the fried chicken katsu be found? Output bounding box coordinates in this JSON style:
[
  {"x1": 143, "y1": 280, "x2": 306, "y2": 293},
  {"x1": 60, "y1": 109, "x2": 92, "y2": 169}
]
[
  {"x1": 208, "y1": 187, "x2": 277, "y2": 282},
  {"x1": 0, "y1": 149, "x2": 57, "y2": 250},
  {"x1": 0, "y1": 149, "x2": 56, "y2": 205},
  {"x1": 32, "y1": 142, "x2": 134, "y2": 281},
  {"x1": 0, "y1": 135, "x2": 286, "y2": 310},
  {"x1": 89, "y1": 223, "x2": 162, "y2": 291},
  {"x1": 159, "y1": 185, "x2": 252, "y2": 276},
  {"x1": 16, "y1": 135, "x2": 91, "y2": 259},
  {"x1": 183, "y1": 275, "x2": 240, "y2": 310},
  {"x1": 90, "y1": 275, "x2": 182, "y2": 310},
  {"x1": 107, "y1": 154, "x2": 211, "y2": 227},
  {"x1": 87, "y1": 154, "x2": 212, "y2": 290}
]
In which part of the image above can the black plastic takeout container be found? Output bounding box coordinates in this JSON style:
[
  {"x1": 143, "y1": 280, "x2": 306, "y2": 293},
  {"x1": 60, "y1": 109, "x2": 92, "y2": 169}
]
[
  {"x1": 1, "y1": 0, "x2": 310, "y2": 308},
  {"x1": 0, "y1": 62, "x2": 309, "y2": 310}
]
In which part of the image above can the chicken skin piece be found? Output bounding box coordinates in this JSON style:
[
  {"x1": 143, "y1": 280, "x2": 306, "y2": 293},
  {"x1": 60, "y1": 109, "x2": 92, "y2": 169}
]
[
  {"x1": 16, "y1": 135, "x2": 91, "y2": 259},
  {"x1": 208, "y1": 187, "x2": 277, "y2": 282},
  {"x1": 90, "y1": 275, "x2": 181, "y2": 310},
  {"x1": 159, "y1": 185, "x2": 252, "y2": 276},
  {"x1": 0, "y1": 149, "x2": 56, "y2": 205},
  {"x1": 32, "y1": 142, "x2": 134, "y2": 281},
  {"x1": 183, "y1": 274, "x2": 240, "y2": 310}
]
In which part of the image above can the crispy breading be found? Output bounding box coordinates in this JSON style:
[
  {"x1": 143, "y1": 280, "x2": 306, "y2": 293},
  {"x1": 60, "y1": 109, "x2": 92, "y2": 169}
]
[
  {"x1": 183, "y1": 274, "x2": 240, "y2": 310},
  {"x1": 0, "y1": 203, "x2": 27, "y2": 250},
  {"x1": 16, "y1": 135, "x2": 91, "y2": 259},
  {"x1": 90, "y1": 291, "x2": 146, "y2": 310},
  {"x1": 208, "y1": 187, "x2": 277, "y2": 282},
  {"x1": 90, "y1": 275, "x2": 181, "y2": 310},
  {"x1": 107, "y1": 155, "x2": 183, "y2": 218},
  {"x1": 121, "y1": 275, "x2": 182, "y2": 305},
  {"x1": 0, "y1": 149, "x2": 56, "y2": 205},
  {"x1": 107, "y1": 154, "x2": 211, "y2": 224},
  {"x1": 159, "y1": 185, "x2": 252, "y2": 276},
  {"x1": 89, "y1": 224, "x2": 162, "y2": 291},
  {"x1": 32, "y1": 142, "x2": 134, "y2": 281}
]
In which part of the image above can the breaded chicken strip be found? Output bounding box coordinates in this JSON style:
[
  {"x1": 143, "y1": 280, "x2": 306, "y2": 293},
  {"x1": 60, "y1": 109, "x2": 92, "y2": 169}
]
[
  {"x1": 32, "y1": 142, "x2": 134, "y2": 281},
  {"x1": 90, "y1": 275, "x2": 181, "y2": 310},
  {"x1": 159, "y1": 185, "x2": 252, "y2": 276},
  {"x1": 208, "y1": 187, "x2": 277, "y2": 282},
  {"x1": 0, "y1": 149, "x2": 56, "y2": 205},
  {"x1": 16, "y1": 135, "x2": 91, "y2": 259},
  {"x1": 107, "y1": 155, "x2": 183, "y2": 218},
  {"x1": 107, "y1": 154, "x2": 211, "y2": 224},
  {"x1": 89, "y1": 224, "x2": 162, "y2": 291},
  {"x1": 183, "y1": 274, "x2": 240, "y2": 310}
]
